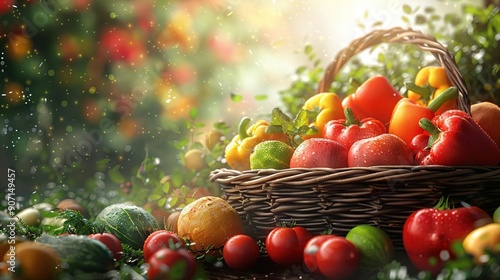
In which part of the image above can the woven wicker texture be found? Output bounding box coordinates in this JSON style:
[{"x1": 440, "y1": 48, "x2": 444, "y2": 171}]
[{"x1": 209, "y1": 27, "x2": 500, "y2": 249}]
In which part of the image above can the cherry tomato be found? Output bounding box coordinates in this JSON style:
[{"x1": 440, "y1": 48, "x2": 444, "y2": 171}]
[
  {"x1": 143, "y1": 230, "x2": 185, "y2": 261},
  {"x1": 265, "y1": 226, "x2": 312, "y2": 266},
  {"x1": 88, "y1": 233, "x2": 123, "y2": 261},
  {"x1": 147, "y1": 248, "x2": 197, "y2": 280},
  {"x1": 223, "y1": 234, "x2": 260, "y2": 270},
  {"x1": 316, "y1": 236, "x2": 360, "y2": 280},
  {"x1": 303, "y1": 235, "x2": 335, "y2": 273}
]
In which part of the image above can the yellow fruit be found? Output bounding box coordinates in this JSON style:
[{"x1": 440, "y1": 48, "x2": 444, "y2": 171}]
[
  {"x1": 166, "y1": 211, "x2": 181, "y2": 233},
  {"x1": 204, "y1": 130, "x2": 224, "y2": 150},
  {"x1": 57, "y1": 198, "x2": 88, "y2": 218},
  {"x1": 15, "y1": 208, "x2": 42, "y2": 227},
  {"x1": 1, "y1": 241, "x2": 62, "y2": 280},
  {"x1": 177, "y1": 196, "x2": 244, "y2": 255},
  {"x1": 463, "y1": 223, "x2": 500, "y2": 264},
  {"x1": 183, "y1": 149, "x2": 207, "y2": 171}
]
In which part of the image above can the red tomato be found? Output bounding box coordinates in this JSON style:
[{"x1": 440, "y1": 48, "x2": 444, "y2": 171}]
[
  {"x1": 290, "y1": 138, "x2": 348, "y2": 169},
  {"x1": 143, "y1": 230, "x2": 185, "y2": 261},
  {"x1": 88, "y1": 233, "x2": 123, "y2": 261},
  {"x1": 265, "y1": 226, "x2": 312, "y2": 266},
  {"x1": 403, "y1": 205, "x2": 492, "y2": 275},
  {"x1": 316, "y1": 236, "x2": 360, "y2": 280},
  {"x1": 348, "y1": 133, "x2": 414, "y2": 167},
  {"x1": 147, "y1": 248, "x2": 197, "y2": 280},
  {"x1": 223, "y1": 234, "x2": 260, "y2": 270},
  {"x1": 303, "y1": 235, "x2": 334, "y2": 273}
]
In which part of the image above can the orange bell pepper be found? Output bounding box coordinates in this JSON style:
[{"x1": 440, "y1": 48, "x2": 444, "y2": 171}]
[
  {"x1": 342, "y1": 75, "x2": 403, "y2": 128},
  {"x1": 407, "y1": 66, "x2": 458, "y2": 115},
  {"x1": 389, "y1": 87, "x2": 458, "y2": 145}
]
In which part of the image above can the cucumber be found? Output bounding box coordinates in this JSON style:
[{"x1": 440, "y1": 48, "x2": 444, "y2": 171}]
[
  {"x1": 345, "y1": 224, "x2": 394, "y2": 271},
  {"x1": 94, "y1": 203, "x2": 159, "y2": 250},
  {"x1": 36, "y1": 234, "x2": 114, "y2": 274}
]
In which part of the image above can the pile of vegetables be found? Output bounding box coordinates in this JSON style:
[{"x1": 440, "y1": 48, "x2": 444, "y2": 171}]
[
  {"x1": 2, "y1": 190, "x2": 500, "y2": 279},
  {"x1": 224, "y1": 66, "x2": 500, "y2": 171}
]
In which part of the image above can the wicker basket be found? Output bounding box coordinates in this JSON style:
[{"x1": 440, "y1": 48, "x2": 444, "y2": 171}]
[{"x1": 209, "y1": 27, "x2": 500, "y2": 249}]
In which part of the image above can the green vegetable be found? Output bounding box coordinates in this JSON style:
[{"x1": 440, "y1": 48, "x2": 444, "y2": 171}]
[
  {"x1": 249, "y1": 140, "x2": 294, "y2": 170},
  {"x1": 345, "y1": 224, "x2": 394, "y2": 271},
  {"x1": 94, "y1": 203, "x2": 160, "y2": 250},
  {"x1": 36, "y1": 234, "x2": 115, "y2": 274}
]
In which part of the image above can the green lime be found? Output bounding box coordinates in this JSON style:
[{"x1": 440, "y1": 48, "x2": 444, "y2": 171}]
[{"x1": 250, "y1": 140, "x2": 294, "y2": 170}]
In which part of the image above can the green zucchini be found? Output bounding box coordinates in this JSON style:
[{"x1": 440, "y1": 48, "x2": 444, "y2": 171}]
[
  {"x1": 36, "y1": 234, "x2": 115, "y2": 274},
  {"x1": 94, "y1": 203, "x2": 159, "y2": 250}
]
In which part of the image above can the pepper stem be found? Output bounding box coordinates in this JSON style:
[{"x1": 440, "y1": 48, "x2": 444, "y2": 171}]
[
  {"x1": 426, "y1": 87, "x2": 458, "y2": 112},
  {"x1": 344, "y1": 107, "x2": 360, "y2": 126},
  {"x1": 419, "y1": 118, "x2": 441, "y2": 149},
  {"x1": 238, "y1": 117, "x2": 251, "y2": 140},
  {"x1": 406, "y1": 82, "x2": 435, "y2": 104}
]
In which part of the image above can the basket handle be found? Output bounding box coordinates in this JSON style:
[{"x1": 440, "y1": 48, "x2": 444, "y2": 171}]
[{"x1": 317, "y1": 27, "x2": 471, "y2": 114}]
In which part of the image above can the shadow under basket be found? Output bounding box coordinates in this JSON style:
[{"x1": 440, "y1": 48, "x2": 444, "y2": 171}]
[
  {"x1": 210, "y1": 27, "x2": 500, "y2": 249},
  {"x1": 209, "y1": 166, "x2": 500, "y2": 249}
]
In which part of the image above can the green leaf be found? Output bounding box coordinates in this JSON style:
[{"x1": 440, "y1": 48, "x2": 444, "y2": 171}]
[
  {"x1": 296, "y1": 66, "x2": 307, "y2": 75},
  {"x1": 157, "y1": 197, "x2": 167, "y2": 208},
  {"x1": 108, "y1": 165, "x2": 125, "y2": 183},
  {"x1": 148, "y1": 194, "x2": 162, "y2": 200},
  {"x1": 254, "y1": 94, "x2": 268, "y2": 101},
  {"x1": 415, "y1": 14, "x2": 426, "y2": 25},
  {"x1": 96, "y1": 159, "x2": 111, "y2": 170},
  {"x1": 167, "y1": 196, "x2": 178, "y2": 208},
  {"x1": 180, "y1": 185, "x2": 190, "y2": 196},
  {"x1": 304, "y1": 44, "x2": 313, "y2": 55},
  {"x1": 194, "y1": 122, "x2": 205, "y2": 129},
  {"x1": 424, "y1": 6, "x2": 435, "y2": 14},
  {"x1": 189, "y1": 107, "x2": 198, "y2": 120},
  {"x1": 402, "y1": 4, "x2": 412, "y2": 14},
  {"x1": 162, "y1": 180, "x2": 171, "y2": 194},
  {"x1": 171, "y1": 168, "x2": 184, "y2": 187},
  {"x1": 230, "y1": 93, "x2": 243, "y2": 102},
  {"x1": 265, "y1": 124, "x2": 284, "y2": 134},
  {"x1": 293, "y1": 109, "x2": 310, "y2": 128}
]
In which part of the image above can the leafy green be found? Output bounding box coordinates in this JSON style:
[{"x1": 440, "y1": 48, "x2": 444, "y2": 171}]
[{"x1": 266, "y1": 107, "x2": 318, "y2": 148}]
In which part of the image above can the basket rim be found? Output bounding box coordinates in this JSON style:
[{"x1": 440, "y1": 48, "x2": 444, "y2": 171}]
[
  {"x1": 210, "y1": 165, "x2": 500, "y2": 186},
  {"x1": 317, "y1": 27, "x2": 471, "y2": 114}
]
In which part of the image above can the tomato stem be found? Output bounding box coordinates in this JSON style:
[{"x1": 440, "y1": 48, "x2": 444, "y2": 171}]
[
  {"x1": 344, "y1": 107, "x2": 360, "y2": 126},
  {"x1": 434, "y1": 196, "x2": 453, "y2": 210}
]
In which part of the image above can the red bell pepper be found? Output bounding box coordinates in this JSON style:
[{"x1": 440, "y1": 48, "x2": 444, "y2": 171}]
[
  {"x1": 403, "y1": 199, "x2": 492, "y2": 275},
  {"x1": 341, "y1": 75, "x2": 402, "y2": 127},
  {"x1": 388, "y1": 86, "x2": 458, "y2": 145},
  {"x1": 416, "y1": 109, "x2": 500, "y2": 166},
  {"x1": 323, "y1": 107, "x2": 386, "y2": 149}
]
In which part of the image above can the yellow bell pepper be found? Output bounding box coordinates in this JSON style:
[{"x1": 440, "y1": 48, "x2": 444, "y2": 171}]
[
  {"x1": 407, "y1": 66, "x2": 458, "y2": 115},
  {"x1": 462, "y1": 223, "x2": 500, "y2": 264},
  {"x1": 302, "y1": 92, "x2": 344, "y2": 139},
  {"x1": 224, "y1": 117, "x2": 289, "y2": 171}
]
